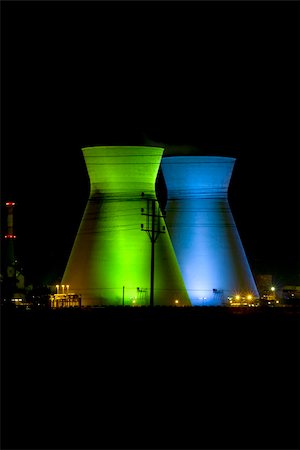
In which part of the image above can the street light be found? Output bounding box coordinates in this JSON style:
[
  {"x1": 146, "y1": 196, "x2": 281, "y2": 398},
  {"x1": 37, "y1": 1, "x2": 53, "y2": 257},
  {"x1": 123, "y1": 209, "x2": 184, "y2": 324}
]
[{"x1": 271, "y1": 286, "x2": 276, "y2": 300}]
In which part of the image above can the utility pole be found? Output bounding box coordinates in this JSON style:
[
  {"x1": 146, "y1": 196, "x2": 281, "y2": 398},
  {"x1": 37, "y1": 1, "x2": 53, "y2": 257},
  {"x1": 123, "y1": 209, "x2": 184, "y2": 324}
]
[{"x1": 140, "y1": 193, "x2": 165, "y2": 307}]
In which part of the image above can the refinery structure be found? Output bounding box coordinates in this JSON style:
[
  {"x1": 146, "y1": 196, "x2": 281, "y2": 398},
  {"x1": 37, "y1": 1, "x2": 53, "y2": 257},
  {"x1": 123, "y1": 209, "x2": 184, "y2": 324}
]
[
  {"x1": 60, "y1": 146, "x2": 259, "y2": 307},
  {"x1": 3, "y1": 146, "x2": 300, "y2": 309}
]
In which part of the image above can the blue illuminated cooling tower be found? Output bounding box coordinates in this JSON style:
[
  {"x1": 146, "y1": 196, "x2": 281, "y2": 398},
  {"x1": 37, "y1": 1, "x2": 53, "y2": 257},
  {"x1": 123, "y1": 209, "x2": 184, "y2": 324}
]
[{"x1": 161, "y1": 156, "x2": 259, "y2": 306}]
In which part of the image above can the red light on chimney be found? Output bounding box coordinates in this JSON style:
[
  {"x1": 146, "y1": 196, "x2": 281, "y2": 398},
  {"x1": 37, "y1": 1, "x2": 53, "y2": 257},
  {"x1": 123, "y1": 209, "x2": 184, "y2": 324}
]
[
  {"x1": 6, "y1": 202, "x2": 15, "y2": 206},
  {"x1": 5, "y1": 234, "x2": 16, "y2": 239}
]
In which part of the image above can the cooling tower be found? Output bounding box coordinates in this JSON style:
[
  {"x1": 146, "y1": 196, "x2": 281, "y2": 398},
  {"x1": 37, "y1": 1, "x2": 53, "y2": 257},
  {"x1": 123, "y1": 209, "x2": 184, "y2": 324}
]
[
  {"x1": 62, "y1": 146, "x2": 190, "y2": 307},
  {"x1": 161, "y1": 156, "x2": 259, "y2": 306}
]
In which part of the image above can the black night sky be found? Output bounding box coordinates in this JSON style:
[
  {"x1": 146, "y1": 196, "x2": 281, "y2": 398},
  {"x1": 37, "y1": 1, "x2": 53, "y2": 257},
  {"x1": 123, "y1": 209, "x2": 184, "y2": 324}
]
[{"x1": 2, "y1": 1, "x2": 300, "y2": 286}]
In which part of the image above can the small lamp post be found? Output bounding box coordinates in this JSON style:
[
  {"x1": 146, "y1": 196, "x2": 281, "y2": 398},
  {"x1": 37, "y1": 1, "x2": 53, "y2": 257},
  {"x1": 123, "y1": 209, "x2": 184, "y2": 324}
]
[{"x1": 271, "y1": 286, "x2": 276, "y2": 301}]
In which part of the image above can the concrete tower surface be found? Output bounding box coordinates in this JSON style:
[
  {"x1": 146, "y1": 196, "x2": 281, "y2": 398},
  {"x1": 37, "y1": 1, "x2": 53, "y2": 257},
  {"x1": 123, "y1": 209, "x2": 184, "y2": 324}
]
[
  {"x1": 161, "y1": 156, "x2": 259, "y2": 306},
  {"x1": 62, "y1": 146, "x2": 190, "y2": 307}
]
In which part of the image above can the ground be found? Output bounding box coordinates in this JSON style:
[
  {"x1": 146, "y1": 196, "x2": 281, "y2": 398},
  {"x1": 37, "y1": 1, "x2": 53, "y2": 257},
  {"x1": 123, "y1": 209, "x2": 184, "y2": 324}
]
[{"x1": 2, "y1": 307, "x2": 299, "y2": 449}]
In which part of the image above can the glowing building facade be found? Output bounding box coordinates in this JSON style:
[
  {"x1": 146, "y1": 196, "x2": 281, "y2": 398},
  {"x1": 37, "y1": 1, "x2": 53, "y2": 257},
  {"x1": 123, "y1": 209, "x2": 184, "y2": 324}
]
[
  {"x1": 62, "y1": 146, "x2": 190, "y2": 307},
  {"x1": 161, "y1": 156, "x2": 259, "y2": 306}
]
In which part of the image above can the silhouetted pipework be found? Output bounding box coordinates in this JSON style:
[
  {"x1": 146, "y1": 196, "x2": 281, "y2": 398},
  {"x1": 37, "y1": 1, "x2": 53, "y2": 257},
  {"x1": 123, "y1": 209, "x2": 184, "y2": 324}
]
[
  {"x1": 161, "y1": 156, "x2": 259, "y2": 306},
  {"x1": 62, "y1": 146, "x2": 190, "y2": 307}
]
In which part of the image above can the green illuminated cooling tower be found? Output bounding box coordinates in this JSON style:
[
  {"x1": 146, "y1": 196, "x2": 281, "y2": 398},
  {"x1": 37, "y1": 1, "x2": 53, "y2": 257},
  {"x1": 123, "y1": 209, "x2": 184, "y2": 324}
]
[{"x1": 62, "y1": 146, "x2": 190, "y2": 307}]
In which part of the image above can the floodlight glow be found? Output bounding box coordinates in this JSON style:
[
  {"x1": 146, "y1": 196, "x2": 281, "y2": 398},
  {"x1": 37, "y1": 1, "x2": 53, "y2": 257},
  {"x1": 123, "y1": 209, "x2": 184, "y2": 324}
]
[
  {"x1": 161, "y1": 156, "x2": 259, "y2": 306},
  {"x1": 62, "y1": 147, "x2": 190, "y2": 307}
]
